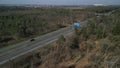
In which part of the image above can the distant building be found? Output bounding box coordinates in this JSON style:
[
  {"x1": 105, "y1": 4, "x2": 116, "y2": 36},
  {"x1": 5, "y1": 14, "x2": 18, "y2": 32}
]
[{"x1": 93, "y1": 4, "x2": 104, "y2": 6}]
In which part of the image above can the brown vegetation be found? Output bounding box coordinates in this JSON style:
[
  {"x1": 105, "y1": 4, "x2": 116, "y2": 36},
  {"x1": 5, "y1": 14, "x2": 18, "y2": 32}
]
[{"x1": 1, "y1": 6, "x2": 120, "y2": 68}]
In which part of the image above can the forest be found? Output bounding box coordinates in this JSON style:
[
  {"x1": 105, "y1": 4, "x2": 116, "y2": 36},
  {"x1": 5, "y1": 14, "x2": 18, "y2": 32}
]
[
  {"x1": 0, "y1": 6, "x2": 120, "y2": 68},
  {"x1": 0, "y1": 6, "x2": 93, "y2": 48}
]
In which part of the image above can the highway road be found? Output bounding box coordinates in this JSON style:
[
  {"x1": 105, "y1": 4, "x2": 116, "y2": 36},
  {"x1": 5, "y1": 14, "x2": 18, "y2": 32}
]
[
  {"x1": 0, "y1": 15, "x2": 97, "y2": 65},
  {"x1": 0, "y1": 8, "x2": 117, "y2": 65},
  {"x1": 0, "y1": 26, "x2": 74, "y2": 65},
  {"x1": 95, "y1": 8, "x2": 120, "y2": 16}
]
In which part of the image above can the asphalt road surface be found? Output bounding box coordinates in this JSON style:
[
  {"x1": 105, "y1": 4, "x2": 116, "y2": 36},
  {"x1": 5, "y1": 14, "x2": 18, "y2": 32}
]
[
  {"x1": 0, "y1": 8, "x2": 116, "y2": 65},
  {"x1": 0, "y1": 26, "x2": 74, "y2": 65}
]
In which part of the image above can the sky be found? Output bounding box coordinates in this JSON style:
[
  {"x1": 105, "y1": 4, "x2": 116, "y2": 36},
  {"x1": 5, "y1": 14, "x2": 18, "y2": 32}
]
[{"x1": 0, "y1": 0, "x2": 120, "y2": 5}]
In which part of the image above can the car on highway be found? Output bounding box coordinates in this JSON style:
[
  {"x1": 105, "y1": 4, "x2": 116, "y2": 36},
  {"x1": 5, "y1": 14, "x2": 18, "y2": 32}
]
[{"x1": 30, "y1": 39, "x2": 35, "y2": 41}]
